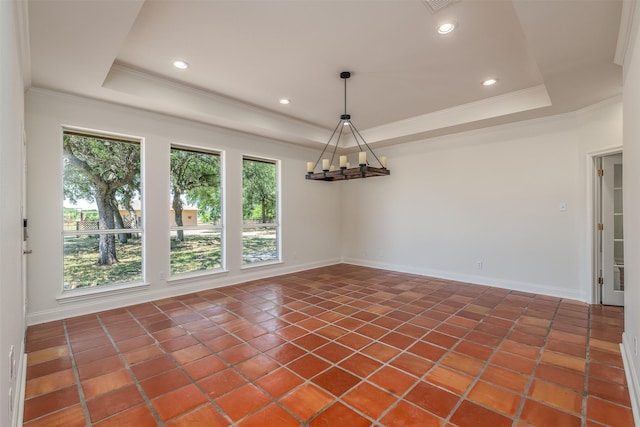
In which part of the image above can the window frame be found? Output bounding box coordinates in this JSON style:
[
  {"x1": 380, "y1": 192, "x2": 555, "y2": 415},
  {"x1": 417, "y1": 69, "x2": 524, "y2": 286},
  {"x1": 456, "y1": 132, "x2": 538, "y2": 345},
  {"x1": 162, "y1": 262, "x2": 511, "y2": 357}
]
[
  {"x1": 241, "y1": 155, "x2": 281, "y2": 267},
  {"x1": 61, "y1": 127, "x2": 144, "y2": 292},
  {"x1": 169, "y1": 144, "x2": 225, "y2": 279}
]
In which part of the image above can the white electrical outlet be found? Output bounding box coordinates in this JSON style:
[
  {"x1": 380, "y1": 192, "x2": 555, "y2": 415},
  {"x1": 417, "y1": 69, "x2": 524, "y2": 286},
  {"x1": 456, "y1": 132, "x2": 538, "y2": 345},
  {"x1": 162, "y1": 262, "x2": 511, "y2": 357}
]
[
  {"x1": 476, "y1": 261, "x2": 483, "y2": 270},
  {"x1": 159, "y1": 271, "x2": 166, "y2": 280}
]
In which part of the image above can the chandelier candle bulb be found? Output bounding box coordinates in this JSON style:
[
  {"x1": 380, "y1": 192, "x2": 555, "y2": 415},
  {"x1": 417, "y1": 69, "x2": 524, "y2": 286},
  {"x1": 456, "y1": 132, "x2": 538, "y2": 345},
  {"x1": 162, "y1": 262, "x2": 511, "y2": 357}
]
[
  {"x1": 340, "y1": 156, "x2": 347, "y2": 168},
  {"x1": 359, "y1": 151, "x2": 367, "y2": 165},
  {"x1": 380, "y1": 156, "x2": 388, "y2": 168},
  {"x1": 329, "y1": 165, "x2": 336, "y2": 172},
  {"x1": 347, "y1": 162, "x2": 351, "y2": 168},
  {"x1": 322, "y1": 159, "x2": 330, "y2": 171},
  {"x1": 307, "y1": 162, "x2": 314, "y2": 173}
]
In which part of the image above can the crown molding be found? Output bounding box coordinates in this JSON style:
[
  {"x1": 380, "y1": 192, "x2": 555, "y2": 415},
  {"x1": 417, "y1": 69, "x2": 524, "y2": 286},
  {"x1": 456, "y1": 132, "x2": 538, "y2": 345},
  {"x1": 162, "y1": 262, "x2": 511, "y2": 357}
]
[
  {"x1": 103, "y1": 64, "x2": 330, "y2": 148},
  {"x1": 103, "y1": 64, "x2": 555, "y2": 151},
  {"x1": 358, "y1": 84, "x2": 551, "y2": 147},
  {"x1": 614, "y1": 0, "x2": 638, "y2": 67},
  {"x1": 14, "y1": 0, "x2": 31, "y2": 88}
]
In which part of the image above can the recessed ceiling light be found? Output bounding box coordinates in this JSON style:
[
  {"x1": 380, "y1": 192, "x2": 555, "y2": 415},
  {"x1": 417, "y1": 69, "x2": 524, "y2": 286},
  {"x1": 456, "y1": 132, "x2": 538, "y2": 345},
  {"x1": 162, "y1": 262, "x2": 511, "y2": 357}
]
[
  {"x1": 482, "y1": 78, "x2": 497, "y2": 86},
  {"x1": 437, "y1": 22, "x2": 455, "y2": 34},
  {"x1": 172, "y1": 60, "x2": 189, "y2": 70},
  {"x1": 279, "y1": 98, "x2": 291, "y2": 105}
]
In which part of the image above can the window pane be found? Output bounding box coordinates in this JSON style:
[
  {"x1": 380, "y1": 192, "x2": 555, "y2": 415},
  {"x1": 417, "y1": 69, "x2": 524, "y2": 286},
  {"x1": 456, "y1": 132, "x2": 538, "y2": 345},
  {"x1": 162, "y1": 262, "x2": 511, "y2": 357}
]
[
  {"x1": 170, "y1": 147, "x2": 222, "y2": 226},
  {"x1": 63, "y1": 234, "x2": 142, "y2": 290},
  {"x1": 63, "y1": 131, "x2": 142, "y2": 289},
  {"x1": 170, "y1": 147, "x2": 222, "y2": 276},
  {"x1": 170, "y1": 229, "x2": 222, "y2": 275},
  {"x1": 242, "y1": 158, "x2": 276, "y2": 224},
  {"x1": 242, "y1": 157, "x2": 278, "y2": 265},
  {"x1": 242, "y1": 226, "x2": 278, "y2": 264}
]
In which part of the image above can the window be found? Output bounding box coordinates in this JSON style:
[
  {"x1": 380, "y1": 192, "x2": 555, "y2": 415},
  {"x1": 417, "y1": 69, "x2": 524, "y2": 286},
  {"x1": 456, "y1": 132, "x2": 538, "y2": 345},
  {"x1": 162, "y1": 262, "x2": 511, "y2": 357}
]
[
  {"x1": 170, "y1": 146, "x2": 223, "y2": 276},
  {"x1": 63, "y1": 130, "x2": 142, "y2": 290},
  {"x1": 242, "y1": 156, "x2": 279, "y2": 265}
]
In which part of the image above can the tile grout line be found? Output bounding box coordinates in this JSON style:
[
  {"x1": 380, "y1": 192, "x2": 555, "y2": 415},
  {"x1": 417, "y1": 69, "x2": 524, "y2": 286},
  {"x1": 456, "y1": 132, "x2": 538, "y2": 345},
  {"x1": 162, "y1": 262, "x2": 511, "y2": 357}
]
[
  {"x1": 151, "y1": 294, "x2": 310, "y2": 426},
  {"x1": 139, "y1": 300, "x2": 240, "y2": 426},
  {"x1": 366, "y1": 285, "x2": 514, "y2": 424},
  {"x1": 581, "y1": 305, "x2": 593, "y2": 427},
  {"x1": 370, "y1": 295, "x2": 468, "y2": 423},
  {"x1": 57, "y1": 320, "x2": 92, "y2": 425},
  {"x1": 334, "y1": 277, "x2": 443, "y2": 424},
  {"x1": 208, "y1": 278, "x2": 608, "y2": 424},
  {"x1": 271, "y1": 284, "x2": 383, "y2": 425},
  {"x1": 188, "y1": 278, "x2": 544, "y2": 424},
  {"x1": 510, "y1": 299, "x2": 569, "y2": 425},
  {"x1": 95, "y1": 312, "x2": 166, "y2": 427},
  {"x1": 213, "y1": 302, "x2": 315, "y2": 425},
  {"x1": 269, "y1": 278, "x2": 423, "y2": 425},
  {"x1": 338, "y1": 279, "x2": 542, "y2": 424},
  {"x1": 438, "y1": 290, "x2": 537, "y2": 426},
  {"x1": 28, "y1": 280, "x2": 438, "y2": 426},
  {"x1": 23, "y1": 267, "x2": 632, "y2": 426}
]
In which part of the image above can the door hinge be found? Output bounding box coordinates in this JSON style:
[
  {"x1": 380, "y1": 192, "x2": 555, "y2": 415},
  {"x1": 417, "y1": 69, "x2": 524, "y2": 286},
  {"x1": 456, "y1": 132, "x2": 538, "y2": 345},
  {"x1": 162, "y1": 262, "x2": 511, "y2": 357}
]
[
  {"x1": 597, "y1": 169, "x2": 604, "y2": 176},
  {"x1": 598, "y1": 277, "x2": 604, "y2": 285},
  {"x1": 598, "y1": 223, "x2": 604, "y2": 231}
]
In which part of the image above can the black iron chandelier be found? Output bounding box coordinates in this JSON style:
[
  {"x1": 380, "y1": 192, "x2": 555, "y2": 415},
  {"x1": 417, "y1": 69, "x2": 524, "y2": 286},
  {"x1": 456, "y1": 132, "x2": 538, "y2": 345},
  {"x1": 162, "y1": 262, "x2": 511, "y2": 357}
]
[{"x1": 306, "y1": 71, "x2": 390, "y2": 181}]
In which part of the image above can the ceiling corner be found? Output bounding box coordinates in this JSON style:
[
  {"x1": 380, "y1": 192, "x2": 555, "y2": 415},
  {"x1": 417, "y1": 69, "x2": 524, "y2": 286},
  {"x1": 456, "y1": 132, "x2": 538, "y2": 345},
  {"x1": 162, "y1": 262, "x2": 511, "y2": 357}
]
[
  {"x1": 15, "y1": 0, "x2": 31, "y2": 88},
  {"x1": 614, "y1": 0, "x2": 638, "y2": 66}
]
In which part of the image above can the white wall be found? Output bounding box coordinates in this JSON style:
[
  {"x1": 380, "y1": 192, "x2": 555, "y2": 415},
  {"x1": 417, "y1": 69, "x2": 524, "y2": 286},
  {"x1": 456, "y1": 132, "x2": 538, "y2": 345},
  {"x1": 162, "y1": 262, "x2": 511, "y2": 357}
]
[
  {"x1": 575, "y1": 98, "x2": 625, "y2": 302},
  {"x1": 1, "y1": 1, "x2": 27, "y2": 425},
  {"x1": 342, "y1": 99, "x2": 622, "y2": 302},
  {"x1": 621, "y1": 1, "x2": 640, "y2": 423},
  {"x1": 25, "y1": 89, "x2": 341, "y2": 324}
]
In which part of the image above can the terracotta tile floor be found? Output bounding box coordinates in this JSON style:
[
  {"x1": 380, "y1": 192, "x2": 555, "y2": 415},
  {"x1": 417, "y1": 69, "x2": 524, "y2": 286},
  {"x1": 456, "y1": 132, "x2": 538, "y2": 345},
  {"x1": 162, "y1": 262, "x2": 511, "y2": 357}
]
[{"x1": 23, "y1": 264, "x2": 634, "y2": 426}]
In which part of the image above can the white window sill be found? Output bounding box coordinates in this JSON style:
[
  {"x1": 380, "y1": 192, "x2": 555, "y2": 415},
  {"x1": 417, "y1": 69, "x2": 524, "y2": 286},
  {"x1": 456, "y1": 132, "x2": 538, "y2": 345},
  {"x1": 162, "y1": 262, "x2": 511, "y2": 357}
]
[
  {"x1": 240, "y1": 260, "x2": 283, "y2": 271},
  {"x1": 167, "y1": 268, "x2": 228, "y2": 285},
  {"x1": 57, "y1": 281, "x2": 150, "y2": 303}
]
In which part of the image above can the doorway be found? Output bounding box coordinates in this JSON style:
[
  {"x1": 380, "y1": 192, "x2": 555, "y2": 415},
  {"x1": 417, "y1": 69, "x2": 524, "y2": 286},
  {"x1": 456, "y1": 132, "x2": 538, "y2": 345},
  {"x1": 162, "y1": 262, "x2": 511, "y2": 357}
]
[{"x1": 595, "y1": 152, "x2": 624, "y2": 306}]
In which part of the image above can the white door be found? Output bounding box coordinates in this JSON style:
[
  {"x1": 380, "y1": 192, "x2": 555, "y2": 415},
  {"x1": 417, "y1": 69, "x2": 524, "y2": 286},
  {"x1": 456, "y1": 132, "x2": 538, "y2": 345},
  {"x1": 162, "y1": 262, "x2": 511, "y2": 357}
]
[{"x1": 600, "y1": 153, "x2": 624, "y2": 306}]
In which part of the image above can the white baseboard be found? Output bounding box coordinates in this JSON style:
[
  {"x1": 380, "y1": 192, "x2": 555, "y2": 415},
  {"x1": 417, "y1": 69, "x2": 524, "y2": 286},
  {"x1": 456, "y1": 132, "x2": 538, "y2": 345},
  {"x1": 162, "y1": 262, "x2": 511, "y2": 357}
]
[
  {"x1": 341, "y1": 258, "x2": 587, "y2": 302},
  {"x1": 28, "y1": 256, "x2": 589, "y2": 325},
  {"x1": 621, "y1": 333, "x2": 640, "y2": 426},
  {"x1": 27, "y1": 258, "x2": 340, "y2": 325},
  {"x1": 11, "y1": 351, "x2": 26, "y2": 427}
]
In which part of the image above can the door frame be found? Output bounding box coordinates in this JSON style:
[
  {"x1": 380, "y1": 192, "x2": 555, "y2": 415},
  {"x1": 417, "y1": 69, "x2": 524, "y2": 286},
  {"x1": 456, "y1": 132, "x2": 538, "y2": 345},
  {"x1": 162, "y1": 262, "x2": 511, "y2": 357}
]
[
  {"x1": 588, "y1": 146, "x2": 623, "y2": 304},
  {"x1": 21, "y1": 127, "x2": 28, "y2": 323}
]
